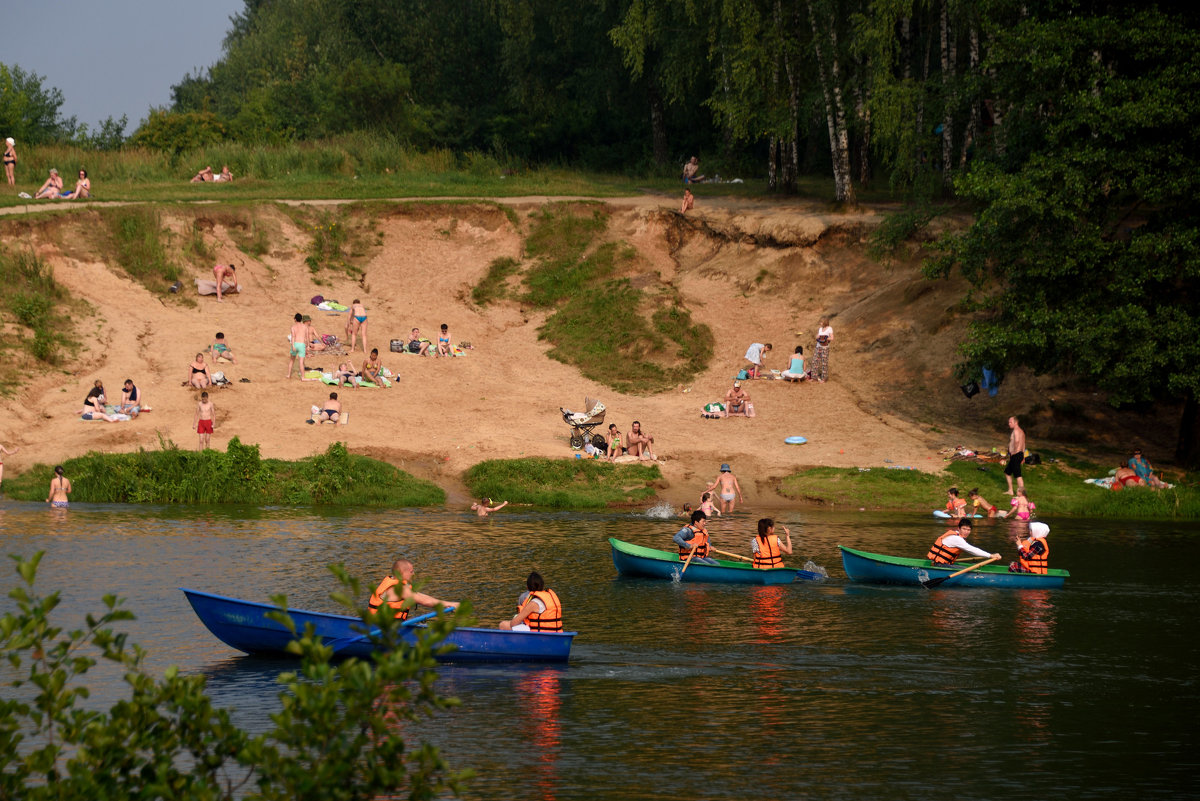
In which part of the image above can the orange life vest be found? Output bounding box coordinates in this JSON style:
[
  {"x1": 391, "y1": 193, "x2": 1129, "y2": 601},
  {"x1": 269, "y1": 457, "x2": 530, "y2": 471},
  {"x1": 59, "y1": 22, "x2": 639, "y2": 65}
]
[
  {"x1": 1017, "y1": 536, "x2": 1050, "y2": 574},
  {"x1": 927, "y1": 531, "x2": 962, "y2": 565},
  {"x1": 522, "y1": 589, "x2": 563, "y2": 632},
  {"x1": 946, "y1": 497, "x2": 967, "y2": 516},
  {"x1": 753, "y1": 534, "x2": 784, "y2": 568},
  {"x1": 678, "y1": 525, "x2": 709, "y2": 558},
  {"x1": 368, "y1": 575, "x2": 410, "y2": 620}
]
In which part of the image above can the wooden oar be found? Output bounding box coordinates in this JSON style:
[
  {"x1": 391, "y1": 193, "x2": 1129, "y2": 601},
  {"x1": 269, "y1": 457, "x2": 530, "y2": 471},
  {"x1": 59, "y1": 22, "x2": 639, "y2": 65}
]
[
  {"x1": 709, "y1": 547, "x2": 753, "y2": 563},
  {"x1": 921, "y1": 554, "x2": 1000, "y2": 588},
  {"x1": 678, "y1": 550, "x2": 697, "y2": 576}
]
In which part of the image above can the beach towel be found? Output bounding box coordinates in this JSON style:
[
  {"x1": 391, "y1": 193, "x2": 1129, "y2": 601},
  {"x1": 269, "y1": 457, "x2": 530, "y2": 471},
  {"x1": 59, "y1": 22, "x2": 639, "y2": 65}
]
[
  {"x1": 195, "y1": 279, "x2": 241, "y2": 296},
  {"x1": 320, "y1": 373, "x2": 390, "y2": 388}
]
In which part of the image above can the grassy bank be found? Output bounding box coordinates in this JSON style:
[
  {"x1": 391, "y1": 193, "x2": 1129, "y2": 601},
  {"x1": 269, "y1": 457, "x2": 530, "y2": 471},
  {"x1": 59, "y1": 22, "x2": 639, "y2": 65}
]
[
  {"x1": 463, "y1": 458, "x2": 662, "y2": 509},
  {"x1": 0, "y1": 246, "x2": 80, "y2": 392},
  {"x1": 778, "y1": 456, "x2": 1200, "y2": 519},
  {"x1": 5, "y1": 439, "x2": 444, "y2": 507}
]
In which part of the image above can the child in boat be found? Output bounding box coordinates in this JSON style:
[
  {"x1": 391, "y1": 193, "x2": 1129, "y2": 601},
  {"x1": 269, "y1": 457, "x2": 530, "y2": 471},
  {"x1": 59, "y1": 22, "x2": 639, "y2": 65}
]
[
  {"x1": 945, "y1": 487, "x2": 968, "y2": 517},
  {"x1": 968, "y1": 488, "x2": 1004, "y2": 518},
  {"x1": 1009, "y1": 521, "x2": 1050, "y2": 574},
  {"x1": 1010, "y1": 488, "x2": 1036, "y2": 521},
  {"x1": 698, "y1": 491, "x2": 721, "y2": 517}
]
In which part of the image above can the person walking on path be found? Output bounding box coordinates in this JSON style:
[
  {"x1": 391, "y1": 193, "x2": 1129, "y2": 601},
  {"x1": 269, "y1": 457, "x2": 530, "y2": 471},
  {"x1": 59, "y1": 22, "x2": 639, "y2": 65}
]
[
  {"x1": 1005, "y1": 416, "x2": 1026, "y2": 495},
  {"x1": 705, "y1": 463, "x2": 744, "y2": 514}
]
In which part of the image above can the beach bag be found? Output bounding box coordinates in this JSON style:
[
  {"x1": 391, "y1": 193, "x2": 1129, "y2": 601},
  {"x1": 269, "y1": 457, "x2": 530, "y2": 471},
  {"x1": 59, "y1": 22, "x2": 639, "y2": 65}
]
[
  {"x1": 390, "y1": 339, "x2": 404, "y2": 353},
  {"x1": 960, "y1": 381, "x2": 980, "y2": 399},
  {"x1": 736, "y1": 369, "x2": 750, "y2": 380},
  {"x1": 311, "y1": 295, "x2": 324, "y2": 305}
]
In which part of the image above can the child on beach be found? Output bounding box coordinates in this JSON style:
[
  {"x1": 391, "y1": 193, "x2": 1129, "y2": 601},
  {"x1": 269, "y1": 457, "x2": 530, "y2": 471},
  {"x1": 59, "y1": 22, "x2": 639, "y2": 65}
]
[
  {"x1": 471, "y1": 498, "x2": 509, "y2": 517},
  {"x1": 209, "y1": 332, "x2": 237, "y2": 364},
  {"x1": 699, "y1": 492, "x2": 722, "y2": 517},
  {"x1": 195, "y1": 391, "x2": 215, "y2": 450},
  {"x1": 1010, "y1": 488, "x2": 1036, "y2": 521}
]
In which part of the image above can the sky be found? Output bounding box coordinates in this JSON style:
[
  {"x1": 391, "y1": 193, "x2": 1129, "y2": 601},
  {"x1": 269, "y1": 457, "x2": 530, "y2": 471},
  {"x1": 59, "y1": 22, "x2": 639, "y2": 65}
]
[{"x1": 2, "y1": 0, "x2": 245, "y2": 132}]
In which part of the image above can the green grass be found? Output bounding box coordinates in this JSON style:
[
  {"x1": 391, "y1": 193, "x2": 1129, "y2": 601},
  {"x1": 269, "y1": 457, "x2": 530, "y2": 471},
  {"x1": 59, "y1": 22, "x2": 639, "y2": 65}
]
[
  {"x1": 105, "y1": 207, "x2": 180, "y2": 292},
  {"x1": 463, "y1": 457, "x2": 662, "y2": 509},
  {"x1": 5, "y1": 438, "x2": 445, "y2": 507},
  {"x1": 0, "y1": 246, "x2": 78, "y2": 369},
  {"x1": 778, "y1": 458, "x2": 1200, "y2": 519},
  {"x1": 472, "y1": 257, "x2": 521, "y2": 306}
]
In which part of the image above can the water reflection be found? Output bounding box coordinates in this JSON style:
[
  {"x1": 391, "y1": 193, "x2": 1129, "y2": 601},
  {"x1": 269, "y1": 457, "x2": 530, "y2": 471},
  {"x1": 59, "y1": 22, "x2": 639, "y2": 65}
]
[{"x1": 2, "y1": 502, "x2": 1199, "y2": 800}]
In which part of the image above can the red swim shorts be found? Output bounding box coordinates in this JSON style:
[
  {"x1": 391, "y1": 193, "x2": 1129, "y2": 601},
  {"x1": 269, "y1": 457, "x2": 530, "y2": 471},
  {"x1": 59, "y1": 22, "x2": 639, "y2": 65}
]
[{"x1": 197, "y1": 419, "x2": 214, "y2": 434}]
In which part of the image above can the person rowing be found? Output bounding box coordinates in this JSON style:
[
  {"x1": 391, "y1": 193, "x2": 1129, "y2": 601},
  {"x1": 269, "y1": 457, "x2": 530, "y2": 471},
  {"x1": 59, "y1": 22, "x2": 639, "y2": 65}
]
[
  {"x1": 498, "y1": 571, "x2": 563, "y2": 632},
  {"x1": 751, "y1": 518, "x2": 793, "y2": 569},
  {"x1": 927, "y1": 518, "x2": 999, "y2": 565},
  {"x1": 368, "y1": 559, "x2": 458, "y2": 620},
  {"x1": 674, "y1": 509, "x2": 718, "y2": 565}
]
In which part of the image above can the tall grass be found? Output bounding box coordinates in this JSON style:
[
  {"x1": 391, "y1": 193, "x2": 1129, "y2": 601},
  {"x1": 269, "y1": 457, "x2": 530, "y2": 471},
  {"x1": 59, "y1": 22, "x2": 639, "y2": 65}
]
[
  {"x1": 0, "y1": 247, "x2": 75, "y2": 366},
  {"x1": 472, "y1": 257, "x2": 521, "y2": 306},
  {"x1": 106, "y1": 207, "x2": 179, "y2": 291},
  {"x1": 4, "y1": 438, "x2": 445, "y2": 507},
  {"x1": 464, "y1": 458, "x2": 661, "y2": 509}
]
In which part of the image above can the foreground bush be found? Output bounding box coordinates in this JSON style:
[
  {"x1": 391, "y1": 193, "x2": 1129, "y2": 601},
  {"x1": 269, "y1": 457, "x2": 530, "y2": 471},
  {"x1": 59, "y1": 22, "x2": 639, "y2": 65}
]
[{"x1": 0, "y1": 553, "x2": 471, "y2": 799}]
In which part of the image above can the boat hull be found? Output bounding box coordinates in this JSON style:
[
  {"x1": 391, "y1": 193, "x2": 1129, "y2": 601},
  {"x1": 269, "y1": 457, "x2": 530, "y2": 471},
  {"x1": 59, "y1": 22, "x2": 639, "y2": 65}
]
[
  {"x1": 181, "y1": 589, "x2": 575, "y2": 662},
  {"x1": 839, "y1": 546, "x2": 1068, "y2": 589},
  {"x1": 610, "y1": 538, "x2": 822, "y2": 584}
]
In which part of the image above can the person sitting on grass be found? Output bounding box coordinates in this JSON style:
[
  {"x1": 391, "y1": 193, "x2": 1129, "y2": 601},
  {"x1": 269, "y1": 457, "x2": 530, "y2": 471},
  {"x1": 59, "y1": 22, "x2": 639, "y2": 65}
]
[
  {"x1": 34, "y1": 168, "x2": 63, "y2": 199},
  {"x1": 191, "y1": 166, "x2": 214, "y2": 183},
  {"x1": 66, "y1": 169, "x2": 90, "y2": 200},
  {"x1": 1128, "y1": 448, "x2": 1169, "y2": 489}
]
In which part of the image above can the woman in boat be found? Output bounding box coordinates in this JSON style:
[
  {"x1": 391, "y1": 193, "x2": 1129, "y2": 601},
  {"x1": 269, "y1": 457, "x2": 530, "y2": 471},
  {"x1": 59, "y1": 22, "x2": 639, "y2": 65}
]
[
  {"x1": 751, "y1": 518, "x2": 793, "y2": 569},
  {"x1": 498, "y1": 572, "x2": 563, "y2": 631},
  {"x1": 1009, "y1": 522, "x2": 1050, "y2": 574},
  {"x1": 927, "y1": 519, "x2": 999, "y2": 565},
  {"x1": 368, "y1": 559, "x2": 457, "y2": 620},
  {"x1": 673, "y1": 509, "x2": 717, "y2": 565}
]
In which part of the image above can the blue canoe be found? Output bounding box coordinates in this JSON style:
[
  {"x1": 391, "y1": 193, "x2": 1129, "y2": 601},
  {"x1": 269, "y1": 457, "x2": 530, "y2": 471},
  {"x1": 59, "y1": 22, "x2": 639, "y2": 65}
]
[
  {"x1": 610, "y1": 538, "x2": 824, "y2": 584},
  {"x1": 838, "y1": 545, "x2": 1069, "y2": 589},
  {"x1": 181, "y1": 588, "x2": 575, "y2": 662}
]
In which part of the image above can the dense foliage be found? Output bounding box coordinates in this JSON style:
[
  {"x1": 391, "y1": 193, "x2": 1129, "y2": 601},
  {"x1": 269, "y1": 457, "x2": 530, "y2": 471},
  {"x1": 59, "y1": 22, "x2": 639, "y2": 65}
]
[
  {"x1": 0, "y1": 553, "x2": 470, "y2": 799},
  {"x1": 464, "y1": 458, "x2": 662, "y2": 508}
]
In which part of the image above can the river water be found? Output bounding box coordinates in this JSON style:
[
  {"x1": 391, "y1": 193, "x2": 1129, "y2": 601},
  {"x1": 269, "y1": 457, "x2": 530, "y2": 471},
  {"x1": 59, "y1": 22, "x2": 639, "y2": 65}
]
[{"x1": 2, "y1": 502, "x2": 1197, "y2": 799}]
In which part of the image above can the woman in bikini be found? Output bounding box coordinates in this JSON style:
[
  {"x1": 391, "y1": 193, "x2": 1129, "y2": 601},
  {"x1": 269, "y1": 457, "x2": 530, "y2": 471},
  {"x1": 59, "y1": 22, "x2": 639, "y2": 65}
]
[
  {"x1": 213, "y1": 264, "x2": 236, "y2": 302},
  {"x1": 360, "y1": 348, "x2": 385, "y2": 386},
  {"x1": 186, "y1": 353, "x2": 212, "y2": 389},
  {"x1": 47, "y1": 465, "x2": 72, "y2": 508},
  {"x1": 3, "y1": 138, "x2": 16, "y2": 186},
  {"x1": 436, "y1": 323, "x2": 452, "y2": 356},
  {"x1": 67, "y1": 169, "x2": 90, "y2": 201},
  {"x1": 607, "y1": 424, "x2": 623, "y2": 462},
  {"x1": 348, "y1": 300, "x2": 368, "y2": 354},
  {"x1": 34, "y1": 168, "x2": 63, "y2": 199}
]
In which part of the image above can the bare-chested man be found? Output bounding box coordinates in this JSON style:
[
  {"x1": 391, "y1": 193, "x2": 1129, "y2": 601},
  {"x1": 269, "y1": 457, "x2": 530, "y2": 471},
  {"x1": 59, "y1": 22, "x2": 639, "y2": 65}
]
[
  {"x1": 725, "y1": 381, "x2": 750, "y2": 417},
  {"x1": 195, "y1": 391, "x2": 215, "y2": 450},
  {"x1": 705, "y1": 463, "x2": 744, "y2": 513},
  {"x1": 316, "y1": 392, "x2": 341, "y2": 424},
  {"x1": 1005, "y1": 416, "x2": 1026, "y2": 495},
  {"x1": 626, "y1": 420, "x2": 656, "y2": 460},
  {"x1": 368, "y1": 559, "x2": 458, "y2": 620},
  {"x1": 287, "y1": 313, "x2": 308, "y2": 379}
]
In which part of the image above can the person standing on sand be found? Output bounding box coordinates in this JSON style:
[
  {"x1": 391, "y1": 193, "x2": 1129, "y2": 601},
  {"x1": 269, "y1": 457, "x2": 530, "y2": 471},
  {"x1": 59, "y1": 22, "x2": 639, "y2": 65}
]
[
  {"x1": 348, "y1": 300, "x2": 368, "y2": 354},
  {"x1": 0, "y1": 442, "x2": 20, "y2": 487},
  {"x1": 705, "y1": 463, "x2": 743, "y2": 514},
  {"x1": 813, "y1": 318, "x2": 833, "y2": 382},
  {"x1": 213, "y1": 264, "x2": 236, "y2": 302},
  {"x1": 195, "y1": 391, "x2": 215, "y2": 450},
  {"x1": 1005, "y1": 416, "x2": 1026, "y2": 495},
  {"x1": 287, "y1": 313, "x2": 308, "y2": 378},
  {"x1": 47, "y1": 465, "x2": 71, "y2": 508}
]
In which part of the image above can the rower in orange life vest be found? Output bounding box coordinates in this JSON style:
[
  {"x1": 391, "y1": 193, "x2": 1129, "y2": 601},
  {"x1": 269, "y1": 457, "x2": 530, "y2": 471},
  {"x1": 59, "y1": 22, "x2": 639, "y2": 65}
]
[
  {"x1": 927, "y1": 518, "x2": 999, "y2": 565},
  {"x1": 498, "y1": 571, "x2": 563, "y2": 631},
  {"x1": 751, "y1": 517, "x2": 794, "y2": 568},
  {"x1": 673, "y1": 509, "x2": 718, "y2": 564},
  {"x1": 945, "y1": 487, "x2": 968, "y2": 517},
  {"x1": 368, "y1": 558, "x2": 458, "y2": 620},
  {"x1": 1009, "y1": 521, "x2": 1050, "y2": 574}
]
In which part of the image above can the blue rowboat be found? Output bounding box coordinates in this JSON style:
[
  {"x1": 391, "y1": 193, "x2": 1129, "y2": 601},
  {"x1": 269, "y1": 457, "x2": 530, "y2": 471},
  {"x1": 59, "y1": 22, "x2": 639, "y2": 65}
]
[
  {"x1": 838, "y1": 545, "x2": 1069, "y2": 589},
  {"x1": 181, "y1": 588, "x2": 575, "y2": 662},
  {"x1": 610, "y1": 538, "x2": 824, "y2": 584}
]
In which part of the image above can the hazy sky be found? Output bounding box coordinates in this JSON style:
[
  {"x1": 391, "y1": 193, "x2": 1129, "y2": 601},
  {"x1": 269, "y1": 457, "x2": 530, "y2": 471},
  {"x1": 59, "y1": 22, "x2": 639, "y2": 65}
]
[{"x1": 2, "y1": 0, "x2": 245, "y2": 131}]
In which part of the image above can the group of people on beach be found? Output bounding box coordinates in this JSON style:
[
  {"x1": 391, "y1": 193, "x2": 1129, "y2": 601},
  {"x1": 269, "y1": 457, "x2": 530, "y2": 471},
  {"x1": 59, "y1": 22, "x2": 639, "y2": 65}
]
[
  {"x1": 76, "y1": 378, "x2": 146, "y2": 422},
  {"x1": 742, "y1": 319, "x2": 834, "y2": 383},
  {"x1": 6, "y1": 136, "x2": 91, "y2": 199}
]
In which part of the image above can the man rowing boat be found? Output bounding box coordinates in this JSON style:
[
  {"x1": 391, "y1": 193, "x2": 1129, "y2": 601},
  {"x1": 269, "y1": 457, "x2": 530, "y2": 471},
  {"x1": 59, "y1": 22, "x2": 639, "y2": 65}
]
[
  {"x1": 368, "y1": 559, "x2": 458, "y2": 620},
  {"x1": 674, "y1": 510, "x2": 718, "y2": 565},
  {"x1": 927, "y1": 519, "x2": 999, "y2": 565}
]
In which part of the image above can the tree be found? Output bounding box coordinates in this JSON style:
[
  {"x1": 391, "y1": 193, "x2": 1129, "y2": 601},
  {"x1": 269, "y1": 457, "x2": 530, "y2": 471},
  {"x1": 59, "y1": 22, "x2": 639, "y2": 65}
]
[
  {"x1": 0, "y1": 63, "x2": 73, "y2": 144},
  {"x1": 926, "y1": 7, "x2": 1200, "y2": 464}
]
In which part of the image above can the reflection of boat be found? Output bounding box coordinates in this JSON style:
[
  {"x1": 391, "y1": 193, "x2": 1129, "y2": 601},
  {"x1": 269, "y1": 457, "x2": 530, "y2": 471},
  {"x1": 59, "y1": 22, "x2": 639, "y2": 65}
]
[
  {"x1": 839, "y1": 546, "x2": 1069, "y2": 589},
  {"x1": 610, "y1": 538, "x2": 823, "y2": 584},
  {"x1": 181, "y1": 589, "x2": 575, "y2": 662}
]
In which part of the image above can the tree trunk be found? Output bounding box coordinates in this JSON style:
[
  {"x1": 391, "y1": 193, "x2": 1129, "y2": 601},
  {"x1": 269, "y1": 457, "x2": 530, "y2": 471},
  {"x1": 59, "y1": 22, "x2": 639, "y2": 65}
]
[
  {"x1": 959, "y1": 19, "x2": 980, "y2": 169},
  {"x1": 648, "y1": 83, "x2": 668, "y2": 167},
  {"x1": 1177, "y1": 392, "x2": 1200, "y2": 467},
  {"x1": 768, "y1": 136, "x2": 778, "y2": 191},
  {"x1": 855, "y1": 68, "x2": 871, "y2": 186},
  {"x1": 807, "y1": 0, "x2": 856, "y2": 205},
  {"x1": 783, "y1": 49, "x2": 800, "y2": 193},
  {"x1": 939, "y1": 0, "x2": 956, "y2": 189}
]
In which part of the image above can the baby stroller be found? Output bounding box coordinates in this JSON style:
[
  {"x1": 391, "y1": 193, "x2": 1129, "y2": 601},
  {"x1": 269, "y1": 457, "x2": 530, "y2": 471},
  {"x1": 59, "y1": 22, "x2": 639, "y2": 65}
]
[{"x1": 560, "y1": 397, "x2": 607, "y2": 450}]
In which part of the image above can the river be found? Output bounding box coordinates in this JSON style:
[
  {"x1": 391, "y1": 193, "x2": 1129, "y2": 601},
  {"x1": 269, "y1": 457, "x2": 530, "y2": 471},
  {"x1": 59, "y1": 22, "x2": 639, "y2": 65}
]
[{"x1": 2, "y1": 502, "x2": 1197, "y2": 799}]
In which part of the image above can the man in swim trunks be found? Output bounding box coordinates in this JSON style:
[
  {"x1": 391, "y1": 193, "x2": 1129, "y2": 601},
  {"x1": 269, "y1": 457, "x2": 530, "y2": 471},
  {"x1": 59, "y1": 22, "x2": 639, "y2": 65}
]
[
  {"x1": 725, "y1": 381, "x2": 750, "y2": 417},
  {"x1": 705, "y1": 463, "x2": 743, "y2": 514},
  {"x1": 118, "y1": 378, "x2": 143, "y2": 417},
  {"x1": 195, "y1": 391, "x2": 215, "y2": 450},
  {"x1": 408, "y1": 327, "x2": 430, "y2": 356},
  {"x1": 316, "y1": 392, "x2": 341, "y2": 424},
  {"x1": 287, "y1": 313, "x2": 308, "y2": 379},
  {"x1": 626, "y1": 420, "x2": 656, "y2": 460},
  {"x1": 1004, "y1": 416, "x2": 1026, "y2": 495}
]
